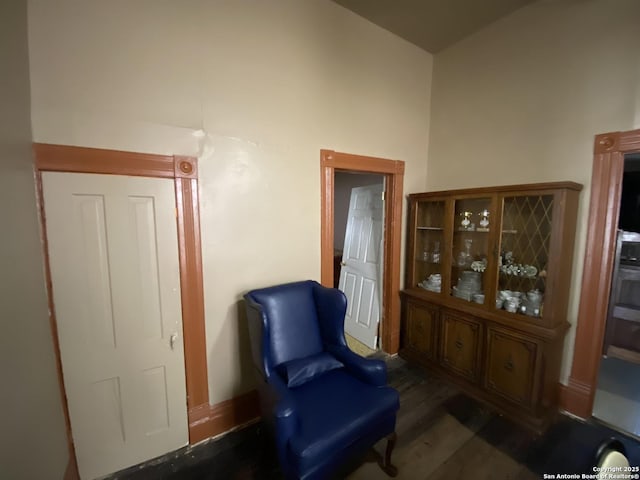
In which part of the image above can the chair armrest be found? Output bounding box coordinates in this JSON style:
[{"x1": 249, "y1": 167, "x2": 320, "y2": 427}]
[
  {"x1": 326, "y1": 345, "x2": 387, "y2": 387},
  {"x1": 269, "y1": 374, "x2": 297, "y2": 421},
  {"x1": 267, "y1": 373, "x2": 299, "y2": 462}
]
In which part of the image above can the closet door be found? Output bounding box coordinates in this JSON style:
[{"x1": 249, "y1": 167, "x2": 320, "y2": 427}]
[{"x1": 43, "y1": 172, "x2": 188, "y2": 479}]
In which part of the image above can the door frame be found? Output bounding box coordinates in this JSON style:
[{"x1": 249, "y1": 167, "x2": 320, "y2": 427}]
[
  {"x1": 320, "y1": 150, "x2": 404, "y2": 353},
  {"x1": 562, "y1": 128, "x2": 640, "y2": 418},
  {"x1": 34, "y1": 143, "x2": 211, "y2": 478}
]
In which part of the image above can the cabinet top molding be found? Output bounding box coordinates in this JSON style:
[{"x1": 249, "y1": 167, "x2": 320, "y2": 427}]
[{"x1": 410, "y1": 181, "x2": 583, "y2": 199}]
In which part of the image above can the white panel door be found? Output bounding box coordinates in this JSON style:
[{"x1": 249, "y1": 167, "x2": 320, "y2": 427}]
[
  {"x1": 339, "y1": 183, "x2": 385, "y2": 349},
  {"x1": 42, "y1": 172, "x2": 188, "y2": 480}
]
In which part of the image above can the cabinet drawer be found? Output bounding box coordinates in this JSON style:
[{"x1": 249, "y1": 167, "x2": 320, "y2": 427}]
[
  {"x1": 440, "y1": 311, "x2": 481, "y2": 382},
  {"x1": 403, "y1": 300, "x2": 438, "y2": 360},
  {"x1": 485, "y1": 327, "x2": 538, "y2": 407}
]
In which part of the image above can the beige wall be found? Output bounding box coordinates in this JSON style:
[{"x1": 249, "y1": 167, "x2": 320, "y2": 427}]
[
  {"x1": 28, "y1": 0, "x2": 433, "y2": 404},
  {"x1": 428, "y1": 0, "x2": 640, "y2": 382},
  {"x1": 0, "y1": 1, "x2": 68, "y2": 478}
]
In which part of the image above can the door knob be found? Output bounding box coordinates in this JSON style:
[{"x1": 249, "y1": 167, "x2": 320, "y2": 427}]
[
  {"x1": 170, "y1": 333, "x2": 178, "y2": 350},
  {"x1": 341, "y1": 261, "x2": 346, "y2": 266}
]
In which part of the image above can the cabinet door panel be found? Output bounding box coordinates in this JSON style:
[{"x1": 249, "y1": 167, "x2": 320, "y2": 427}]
[
  {"x1": 495, "y1": 194, "x2": 553, "y2": 319},
  {"x1": 485, "y1": 328, "x2": 537, "y2": 407},
  {"x1": 440, "y1": 312, "x2": 481, "y2": 382},
  {"x1": 450, "y1": 196, "x2": 494, "y2": 305},
  {"x1": 411, "y1": 200, "x2": 446, "y2": 291},
  {"x1": 404, "y1": 301, "x2": 437, "y2": 360}
]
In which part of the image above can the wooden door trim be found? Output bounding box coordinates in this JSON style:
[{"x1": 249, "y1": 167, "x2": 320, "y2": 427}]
[
  {"x1": 34, "y1": 172, "x2": 79, "y2": 480},
  {"x1": 562, "y1": 129, "x2": 640, "y2": 417},
  {"x1": 320, "y1": 150, "x2": 405, "y2": 353},
  {"x1": 33, "y1": 143, "x2": 210, "y2": 466},
  {"x1": 33, "y1": 143, "x2": 177, "y2": 178}
]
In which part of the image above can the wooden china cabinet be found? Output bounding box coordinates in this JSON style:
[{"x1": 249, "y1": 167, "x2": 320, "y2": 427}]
[{"x1": 399, "y1": 182, "x2": 582, "y2": 432}]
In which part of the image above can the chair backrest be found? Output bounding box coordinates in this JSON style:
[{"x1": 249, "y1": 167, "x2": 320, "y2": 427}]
[{"x1": 246, "y1": 280, "x2": 324, "y2": 368}]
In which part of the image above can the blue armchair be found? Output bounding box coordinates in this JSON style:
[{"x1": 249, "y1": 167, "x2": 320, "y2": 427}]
[{"x1": 244, "y1": 280, "x2": 400, "y2": 479}]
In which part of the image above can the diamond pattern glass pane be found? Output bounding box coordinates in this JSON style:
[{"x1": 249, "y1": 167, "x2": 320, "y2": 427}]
[{"x1": 497, "y1": 195, "x2": 553, "y2": 317}]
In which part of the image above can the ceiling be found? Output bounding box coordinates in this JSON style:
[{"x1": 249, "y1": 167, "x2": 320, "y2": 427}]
[{"x1": 332, "y1": 0, "x2": 537, "y2": 53}]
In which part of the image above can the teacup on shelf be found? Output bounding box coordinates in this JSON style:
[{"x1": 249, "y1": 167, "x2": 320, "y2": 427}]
[
  {"x1": 472, "y1": 293, "x2": 485, "y2": 304},
  {"x1": 498, "y1": 290, "x2": 512, "y2": 301},
  {"x1": 471, "y1": 259, "x2": 487, "y2": 272},
  {"x1": 527, "y1": 289, "x2": 543, "y2": 305},
  {"x1": 504, "y1": 297, "x2": 521, "y2": 313}
]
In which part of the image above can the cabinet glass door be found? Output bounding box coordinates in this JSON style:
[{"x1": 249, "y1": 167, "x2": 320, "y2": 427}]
[
  {"x1": 450, "y1": 197, "x2": 492, "y2": 304},
  {"x1": 414, "y1": 200, "x2": 445, "y2": 292},
  {"x1": 496, "y1": 194, "x2": 553, "y2": 317}
]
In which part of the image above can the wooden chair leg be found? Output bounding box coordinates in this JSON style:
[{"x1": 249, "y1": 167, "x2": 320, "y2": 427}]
[{"x1": 378, "y1": 432, "x2": 398, "y2": 477}]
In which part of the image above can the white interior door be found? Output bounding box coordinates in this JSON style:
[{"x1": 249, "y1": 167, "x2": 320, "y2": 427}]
[
  {"x1": 339, "y1": 183, "x2": 385, "y2": 349},
  {"x1": 42, "y1": 172, "x2": 188, "y2": 479}
]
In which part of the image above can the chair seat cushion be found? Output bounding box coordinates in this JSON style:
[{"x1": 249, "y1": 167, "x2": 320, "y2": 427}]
[
  {"x1": 287, "y1": 369, "x2": 400, "y2": 474},
  {"x1": 277, "y1": 352, "x2": 344, "y2": 388}
]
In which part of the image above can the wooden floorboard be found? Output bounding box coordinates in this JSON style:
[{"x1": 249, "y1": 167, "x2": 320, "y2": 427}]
[
  {"x1": 107, "y1": 355, "x2": 640, "y2": 479},
  {"x1": 427, "y1": 433, "x2": 525, "y2": 480}
]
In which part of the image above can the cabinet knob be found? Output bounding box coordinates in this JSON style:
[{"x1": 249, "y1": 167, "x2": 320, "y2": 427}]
[
  {"x1": 504, "y1": 359, "x2": 514, "y2": 372},
  {"x1": 455, "y1": 339, "x2": 463, "y2": 349}
]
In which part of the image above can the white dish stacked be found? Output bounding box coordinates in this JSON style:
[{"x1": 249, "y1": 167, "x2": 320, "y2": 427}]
[
  {"x1": 419, "y1": 273, "x2": 442, "y2": 292},
  {"x1": 453, "y1": 271, "x2": 482, "y2": 301}
]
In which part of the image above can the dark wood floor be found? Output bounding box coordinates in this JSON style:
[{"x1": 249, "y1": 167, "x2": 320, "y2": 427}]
[{"x1": 109, "y1": 356, "x2": 640, "y2": 479}]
